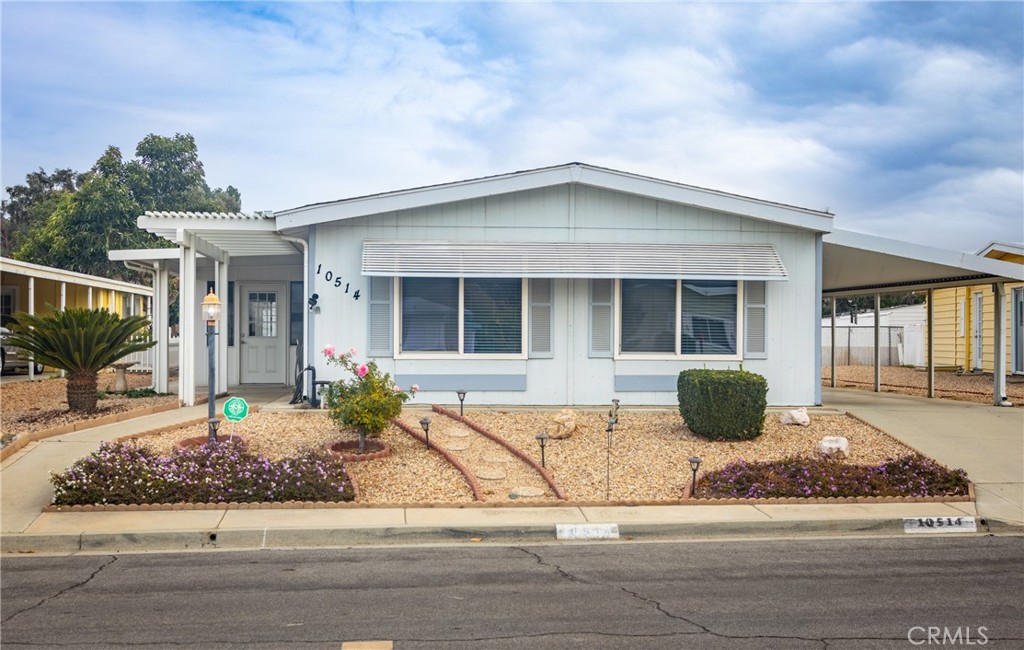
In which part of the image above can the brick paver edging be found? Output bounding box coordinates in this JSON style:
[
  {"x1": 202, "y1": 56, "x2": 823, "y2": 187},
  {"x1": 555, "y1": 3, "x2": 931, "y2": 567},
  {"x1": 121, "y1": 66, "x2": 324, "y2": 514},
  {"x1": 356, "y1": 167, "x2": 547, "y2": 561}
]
[
  {"x1": 391, "y1": 416, "x2": 486, "y2": 501},
  {"x1": 432, "y1": 404, "x2": 568, "y2": 501},
  {"x1": 0, "y1": 400, "x2": 181, "y2": 462}
]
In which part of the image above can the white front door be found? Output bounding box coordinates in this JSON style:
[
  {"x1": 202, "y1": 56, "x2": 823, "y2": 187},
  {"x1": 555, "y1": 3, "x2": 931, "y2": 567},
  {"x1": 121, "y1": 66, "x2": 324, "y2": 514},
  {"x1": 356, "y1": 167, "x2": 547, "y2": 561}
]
[
  {"x1": 971, "y1": 292, "x2": 984, "y2": 371},
  {"x1": 241, "y1": 285, "x2": 284, "y2": 384}
]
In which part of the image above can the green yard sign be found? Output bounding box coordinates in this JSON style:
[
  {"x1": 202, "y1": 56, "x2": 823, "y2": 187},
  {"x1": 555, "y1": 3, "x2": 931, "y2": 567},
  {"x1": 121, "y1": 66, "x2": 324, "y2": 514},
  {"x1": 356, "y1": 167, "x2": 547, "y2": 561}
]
[{"x1": 223, "y1": 397, "x2": 249, "y2": 422}]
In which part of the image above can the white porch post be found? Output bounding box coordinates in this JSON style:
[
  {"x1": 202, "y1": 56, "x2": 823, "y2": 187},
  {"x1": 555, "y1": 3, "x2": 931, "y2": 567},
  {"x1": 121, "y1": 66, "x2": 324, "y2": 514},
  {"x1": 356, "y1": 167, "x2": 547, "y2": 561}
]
[
  {"x1": 873, "y1": 293, "x2": 881, "y2": 392},
  {"x1": 216, "y1": 258, "x2": 229, "y2": 395},
  {"x1": 27, "y1": 277, "x2": 35, "y2": 379},
  {"x1": 87, "y1": 286, "x2": 93, "y2": 309},
  {"x1": 927, "y1": 288, "x2": 935, "y2": 399},
  {"x1": 993, "y1": 282, "x2": 1009, "y2": 406},
  {"x1": 180, "y1": 242, "x2": 197, "y2": 406},
  {"x1": 830, "y1": 297, "x2": 837, "y2": 388},
  {"x1": 153, "y1": 261, "x2": 170, "y2": 394},
  {"x1": 60, "y1": 281, "x2": 67, "y2": 378}
]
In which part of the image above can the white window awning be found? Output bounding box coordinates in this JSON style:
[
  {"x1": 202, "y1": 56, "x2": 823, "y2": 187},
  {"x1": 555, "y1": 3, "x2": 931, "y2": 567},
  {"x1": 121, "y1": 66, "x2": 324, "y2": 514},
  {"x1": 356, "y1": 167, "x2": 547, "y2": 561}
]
[{"x1": 362, "y1": 241, "x2": 788, "y2": 281}]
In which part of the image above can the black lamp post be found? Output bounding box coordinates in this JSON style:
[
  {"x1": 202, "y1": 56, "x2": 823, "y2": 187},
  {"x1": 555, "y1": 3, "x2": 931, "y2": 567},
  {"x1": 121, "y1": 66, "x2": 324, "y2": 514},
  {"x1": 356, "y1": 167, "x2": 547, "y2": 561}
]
[
  {"x1": 420, "y1": 416, "x2": 432, "y2": 449},
  {"x1": 456, "y1": 390, "x2": 467, "y2": 417},
  {"x1": 689, "y1": 456, "x2": 702, "y2": 497},
  {"x1": 201, "y1": 288, "x2": 222, "y2": 443},
  {"x1": 535, "y1": 431, "x2": 549, "y2": 468},
  {"x1": 605, "y1": 410, "x2": 618, "y2": 501}
]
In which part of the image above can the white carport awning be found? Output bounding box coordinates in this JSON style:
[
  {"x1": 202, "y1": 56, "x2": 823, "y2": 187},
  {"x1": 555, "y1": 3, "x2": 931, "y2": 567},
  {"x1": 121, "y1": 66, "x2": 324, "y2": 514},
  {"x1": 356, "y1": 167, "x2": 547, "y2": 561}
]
[
  {"x1": 136, "y1": 211, "x2": 301, "y2": 260},
  {"x1": 823, "y1": 229, "x2": 1024, "y2": 296},
  {"x1": 362, "y1": 241, "x2": 789, "y2": 280}
]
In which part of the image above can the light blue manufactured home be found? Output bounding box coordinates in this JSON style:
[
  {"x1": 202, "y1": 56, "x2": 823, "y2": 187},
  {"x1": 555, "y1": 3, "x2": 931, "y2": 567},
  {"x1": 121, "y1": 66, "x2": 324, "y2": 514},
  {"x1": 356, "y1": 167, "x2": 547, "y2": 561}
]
[{"x1": 111, "y1": 163, "x2": 1023, "y2": 408}]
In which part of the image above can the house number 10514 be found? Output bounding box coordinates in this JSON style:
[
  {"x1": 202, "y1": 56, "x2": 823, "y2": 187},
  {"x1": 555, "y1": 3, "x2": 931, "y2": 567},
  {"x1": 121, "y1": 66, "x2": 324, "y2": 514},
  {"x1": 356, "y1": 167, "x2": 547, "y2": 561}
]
[{"x1": 316, "y1": 264, "x2": 360, "y2": 300}]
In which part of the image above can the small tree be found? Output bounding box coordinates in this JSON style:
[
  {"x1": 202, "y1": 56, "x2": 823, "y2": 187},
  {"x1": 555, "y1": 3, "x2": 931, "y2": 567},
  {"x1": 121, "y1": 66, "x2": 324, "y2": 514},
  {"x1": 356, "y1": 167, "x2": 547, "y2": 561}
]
[
  {"x1": 321, "y1": 345, "x2": 417, "y2": 453},
  {"x1": 3, "y1": 307, "x2": 156, "y2": 412}
]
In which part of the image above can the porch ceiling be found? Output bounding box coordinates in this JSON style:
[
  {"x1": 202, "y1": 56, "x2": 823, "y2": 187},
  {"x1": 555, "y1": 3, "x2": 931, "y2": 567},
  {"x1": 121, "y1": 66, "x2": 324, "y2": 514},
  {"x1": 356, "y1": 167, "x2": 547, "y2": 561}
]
[{"x1": 823, "y1": 229, "x2": 1024, "y2": 296}]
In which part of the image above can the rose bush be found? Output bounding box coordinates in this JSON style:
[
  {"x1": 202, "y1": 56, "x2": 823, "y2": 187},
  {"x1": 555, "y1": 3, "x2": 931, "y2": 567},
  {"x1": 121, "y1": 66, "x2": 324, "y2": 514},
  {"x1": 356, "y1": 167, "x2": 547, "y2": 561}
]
[{"x1": 321, "y1": 346, "x2": 417, "y2": 452}]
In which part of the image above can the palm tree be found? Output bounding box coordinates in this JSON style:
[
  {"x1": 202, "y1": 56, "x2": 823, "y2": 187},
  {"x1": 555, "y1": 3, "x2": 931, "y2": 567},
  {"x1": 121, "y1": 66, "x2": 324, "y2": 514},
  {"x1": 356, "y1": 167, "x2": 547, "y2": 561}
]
[{"x1": 3, "y1": 307, "x2": 156, "y2": 412}]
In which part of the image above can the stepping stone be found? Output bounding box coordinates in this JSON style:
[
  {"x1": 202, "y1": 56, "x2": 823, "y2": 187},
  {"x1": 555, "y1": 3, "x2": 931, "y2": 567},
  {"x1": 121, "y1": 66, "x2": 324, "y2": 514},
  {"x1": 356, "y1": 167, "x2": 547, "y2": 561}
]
[
  {"x1": 444, "y1": 442, "x2": 469, "y2": 451},
  {"x1": 475, "y1": 466, "x2": 507, "y2": 481},
  {"x1": 510, "y1": 486, "x2": 545, "y2": 498},
  {"x1": 483, "y1": 454, "x2": 512, "y2": 463},
  {"x1": 446, "y1": 430, "x2": 470, "y2": 438}
]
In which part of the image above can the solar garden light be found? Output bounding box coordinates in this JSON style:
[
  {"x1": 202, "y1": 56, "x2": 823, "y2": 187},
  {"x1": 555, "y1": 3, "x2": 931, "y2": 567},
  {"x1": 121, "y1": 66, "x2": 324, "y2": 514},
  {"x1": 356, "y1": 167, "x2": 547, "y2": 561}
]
[
  {"x1": 201, "y1": 288, "x2": 222, "y2": 443},
  {"x1": 456, "y1": 389, "x2": 467, "y2": 417},
  {"x1": 420, "y1": 417, "x2": 432, "y2": 450},
  {"x1": 689, "y1": 456, "x2": 703, "y2": 497},
  {"x1": 535, "y1": 431, "x2": 549, "y2": 468}
]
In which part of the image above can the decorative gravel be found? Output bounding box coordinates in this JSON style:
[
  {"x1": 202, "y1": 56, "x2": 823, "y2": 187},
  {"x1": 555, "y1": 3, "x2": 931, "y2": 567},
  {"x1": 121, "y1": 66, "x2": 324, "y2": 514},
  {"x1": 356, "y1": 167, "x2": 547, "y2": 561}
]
[
  {"x1": 132, "y1": 407, "x2": 918, "y2": 504},
  {"x1": 824, "y1": 365, "x2": 1024, "y2": 405},
  {"x1": 0, "y1": 373, "x2": 178, "y2": 442}
]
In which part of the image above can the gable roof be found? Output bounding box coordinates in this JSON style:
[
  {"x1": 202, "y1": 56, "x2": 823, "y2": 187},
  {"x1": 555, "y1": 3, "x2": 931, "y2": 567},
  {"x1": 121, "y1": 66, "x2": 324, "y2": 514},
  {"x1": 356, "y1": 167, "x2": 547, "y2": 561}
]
[{"x1": 274, "y1": 162, "x2": 835, "y2": 233}]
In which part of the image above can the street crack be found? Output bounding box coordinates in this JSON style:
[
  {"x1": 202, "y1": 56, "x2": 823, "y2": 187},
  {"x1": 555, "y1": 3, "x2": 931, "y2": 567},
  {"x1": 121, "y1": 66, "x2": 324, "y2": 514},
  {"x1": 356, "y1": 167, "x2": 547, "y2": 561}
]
[{"x1": 2, "y1": 555, "x2": 118, "y2": 625}]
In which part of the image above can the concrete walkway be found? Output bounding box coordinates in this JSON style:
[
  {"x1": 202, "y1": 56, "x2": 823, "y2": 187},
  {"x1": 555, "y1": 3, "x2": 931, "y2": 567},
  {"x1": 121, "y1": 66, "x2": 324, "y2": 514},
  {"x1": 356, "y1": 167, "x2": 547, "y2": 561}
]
[{"x1": 1, "y1": 387, "x2": 1020, "y2": 554}]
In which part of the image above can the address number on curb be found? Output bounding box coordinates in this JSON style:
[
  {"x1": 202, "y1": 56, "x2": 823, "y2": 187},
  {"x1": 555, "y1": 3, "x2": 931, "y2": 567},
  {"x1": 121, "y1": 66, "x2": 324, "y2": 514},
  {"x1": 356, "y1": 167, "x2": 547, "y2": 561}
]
[{"x1": 903, "y1": 516, "x2": 977, "y2": 534}]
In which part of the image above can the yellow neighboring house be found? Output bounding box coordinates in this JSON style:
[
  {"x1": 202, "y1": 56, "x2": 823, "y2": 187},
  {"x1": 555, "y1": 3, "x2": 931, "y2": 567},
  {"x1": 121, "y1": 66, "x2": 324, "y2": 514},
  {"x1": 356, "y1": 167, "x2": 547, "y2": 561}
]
[
  {"x1": 929, "y1": 242, "x2": 1024, "y2": 375},
  {"x1": 0, "y1": 257, "x2": 153, "y2": 374}
]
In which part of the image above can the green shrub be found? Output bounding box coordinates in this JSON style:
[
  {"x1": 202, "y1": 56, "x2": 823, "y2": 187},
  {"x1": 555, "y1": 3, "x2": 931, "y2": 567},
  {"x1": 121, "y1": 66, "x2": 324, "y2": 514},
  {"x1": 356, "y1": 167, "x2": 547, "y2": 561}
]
[{"x1": 677, "y1": 368, "x2": 767, "y2": 440}]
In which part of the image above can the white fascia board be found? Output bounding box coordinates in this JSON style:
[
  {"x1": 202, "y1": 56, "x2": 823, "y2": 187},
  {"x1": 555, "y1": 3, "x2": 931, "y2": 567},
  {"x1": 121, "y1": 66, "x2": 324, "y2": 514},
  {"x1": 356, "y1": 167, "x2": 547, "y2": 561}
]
[
  {"x1": 574, "y1": 166, "x2": 834, "y2": 232},
  {"x1": 976, "y1": 240, "x2": 1024, "y2": 258},
  {"x1": 274, "y1": 163, "x2": 833, "y2": 232},
  {"x1": 1, "y1": 256, "x2": 153, "y2": 295},
  {"x1": 275, "y1": 167, "x2": 577, "y2": 229},
  {"x1": 137, "y1": 213, "x2": 279, "y2": 233},
  {"x1": 825, "y1": 229, "x2": 1024, "y2": 281},
  {"x1": 109, "y1": 248, "x2": 181, "y2": 262}
]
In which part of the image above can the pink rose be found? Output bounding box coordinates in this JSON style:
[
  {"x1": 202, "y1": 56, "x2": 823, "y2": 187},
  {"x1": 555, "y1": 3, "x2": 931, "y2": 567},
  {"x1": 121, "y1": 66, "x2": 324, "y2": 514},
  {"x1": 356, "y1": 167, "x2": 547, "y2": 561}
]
[
  {"x1": 411, "y1": 384, "x2": 419, "y2": 393},
  {"x1": 357, "y1": 364, "x2": 369, "y2": 378},
  {"x1": 348, "y1": 347, "x2": 357, "y2": 357},
  {"x1": 323, "y1": 344, "x2": 335, "y2": 357},
  {"x1": 393, "y1": 385, "x2": 402, "y2": 392}
]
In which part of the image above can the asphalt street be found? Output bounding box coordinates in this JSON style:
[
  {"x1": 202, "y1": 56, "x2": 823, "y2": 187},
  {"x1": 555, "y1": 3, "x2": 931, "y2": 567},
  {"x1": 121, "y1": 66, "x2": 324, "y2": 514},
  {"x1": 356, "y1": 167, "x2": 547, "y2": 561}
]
[{"x1": 2, "y1": 535, "x2": 1022, "y2": 649}]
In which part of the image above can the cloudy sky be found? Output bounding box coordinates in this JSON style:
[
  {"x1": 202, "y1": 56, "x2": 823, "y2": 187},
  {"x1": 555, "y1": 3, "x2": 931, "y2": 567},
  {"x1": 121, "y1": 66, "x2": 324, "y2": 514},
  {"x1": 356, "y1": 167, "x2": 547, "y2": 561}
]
[{"x1": 2, "y1": 1, "x2": 1022, "y2": 252}]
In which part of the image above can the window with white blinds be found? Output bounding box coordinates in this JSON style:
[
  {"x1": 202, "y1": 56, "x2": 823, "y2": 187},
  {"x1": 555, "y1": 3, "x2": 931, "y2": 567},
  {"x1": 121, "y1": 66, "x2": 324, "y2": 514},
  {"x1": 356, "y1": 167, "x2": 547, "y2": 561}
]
[
  {"x1": 399, "y1": 277, "x2": 526, "y2": 356},
  {"x1": 617, "y1": 279, "x2": 741, "y2": 358}
]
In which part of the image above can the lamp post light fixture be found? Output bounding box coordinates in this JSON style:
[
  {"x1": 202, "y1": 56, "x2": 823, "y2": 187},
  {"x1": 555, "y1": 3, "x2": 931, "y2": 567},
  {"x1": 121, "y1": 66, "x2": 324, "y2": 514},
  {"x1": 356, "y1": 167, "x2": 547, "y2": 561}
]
[
  {"x1": 456, "y1": 390, "x2": 467, "y2": 417},
  {"x1": 535, "y1": 431, "x2": 549, "y2": 468},
  {"x1": 688, "y1": 456, "x2": 702, "y2": 497},
  {"x1": 201, "y1": 288, "x2": 222, "y2": 443},
  {"x1": 605, "y1": 410, "x2": 618, "y2": 501},
  {"x1": 420, "y1": 417, "x2": 432, "y2": 450}
]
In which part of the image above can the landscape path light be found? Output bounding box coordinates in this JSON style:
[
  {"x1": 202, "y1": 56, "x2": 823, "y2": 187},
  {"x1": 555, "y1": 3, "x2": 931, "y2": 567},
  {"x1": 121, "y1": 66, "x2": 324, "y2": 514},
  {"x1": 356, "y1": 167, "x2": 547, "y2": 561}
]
[
  {"x1": 535, "y1": 431, "x2": 549, "y2": 468},
  {"x1": 689, "y1": 456, "x2": 702, "y2": 497},
  {"x1": 456, "y1": 390, "x2": 467, "y2": 417},
  {"x1": 201, "y1": 288, "x2": 222, "y2": 443},
  {"x1": 420, "y1": 416, "x2": 432, "y2": 450}
]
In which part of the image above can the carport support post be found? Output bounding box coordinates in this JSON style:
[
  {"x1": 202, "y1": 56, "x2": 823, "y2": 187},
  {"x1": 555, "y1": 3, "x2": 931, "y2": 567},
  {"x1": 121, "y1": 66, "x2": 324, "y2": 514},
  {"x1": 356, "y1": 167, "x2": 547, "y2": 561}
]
[
  {"x1": 830, "y1": 298, "x2": 837, "y2": 387},
  {"x1": 993, "y1": 282, "x2": 1008, "y2": 406},
  {"x1": 927, "y1": 289, "x2": 935, "y2": 399},
  {"x1": 873, "y1": 293, "x2": 881, "y2": 392}
]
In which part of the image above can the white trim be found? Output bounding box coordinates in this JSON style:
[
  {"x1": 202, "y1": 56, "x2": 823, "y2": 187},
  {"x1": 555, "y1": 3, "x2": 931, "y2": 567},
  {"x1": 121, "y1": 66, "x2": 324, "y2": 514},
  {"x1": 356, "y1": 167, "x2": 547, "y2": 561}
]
[
  {"x1": 2, "y1": 256, "x2": 152, "y2": 296},
  {"x1": 363, "y1": 241, "x2": 788, "y2": 280},
  {"x1": 276, "y1": 163, "x2": 834, "y2": 232}
]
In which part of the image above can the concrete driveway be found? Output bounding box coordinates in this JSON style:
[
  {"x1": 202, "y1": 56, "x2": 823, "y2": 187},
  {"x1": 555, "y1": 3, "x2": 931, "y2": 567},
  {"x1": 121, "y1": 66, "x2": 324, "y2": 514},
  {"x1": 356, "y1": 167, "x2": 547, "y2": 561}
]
[{"x1": 823, "y1": 387, "x2": 1024, "y2": 527}]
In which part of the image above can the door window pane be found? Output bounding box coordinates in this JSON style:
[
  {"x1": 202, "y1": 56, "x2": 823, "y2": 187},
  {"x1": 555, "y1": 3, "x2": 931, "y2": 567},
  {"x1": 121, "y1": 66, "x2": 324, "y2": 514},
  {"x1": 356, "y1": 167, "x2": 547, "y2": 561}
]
[
  {"x1": 621, "y1": 279, "x2": 676, "y2": 353},
  {"x1": 681, "y1": 281, "x2": 737, "y2": 354},
  {"x1": 464, "y1": 278, "x2": 521, "y2": 354},
  {"x1": 247, "y1": 292, "x2": 277, "y2": 337},
  {"x1": 402, "y1": 278, "x2": 458, "y2": 352}
]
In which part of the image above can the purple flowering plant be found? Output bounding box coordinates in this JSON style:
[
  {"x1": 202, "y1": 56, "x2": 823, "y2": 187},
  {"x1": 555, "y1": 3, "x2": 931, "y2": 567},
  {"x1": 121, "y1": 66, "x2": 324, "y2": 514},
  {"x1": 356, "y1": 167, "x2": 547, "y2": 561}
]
[
  {"x1": 695, "y1": 453, "x2": 968, "y2": 500},
  {"x1": 50, "y1": 440, "x2": 354, "y2": 506}
]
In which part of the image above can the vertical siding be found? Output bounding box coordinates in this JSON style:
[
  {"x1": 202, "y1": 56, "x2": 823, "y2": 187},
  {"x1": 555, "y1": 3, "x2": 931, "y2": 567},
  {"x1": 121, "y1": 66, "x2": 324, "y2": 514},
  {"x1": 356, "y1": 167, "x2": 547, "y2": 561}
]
[{"x1": 928, "y1": 282, "x2": 1023, "y2": 372}]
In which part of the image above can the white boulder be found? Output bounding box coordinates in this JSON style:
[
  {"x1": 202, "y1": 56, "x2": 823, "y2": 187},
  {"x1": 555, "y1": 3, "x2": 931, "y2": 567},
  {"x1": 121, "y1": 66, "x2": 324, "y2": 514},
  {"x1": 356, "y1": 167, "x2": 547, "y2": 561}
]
[
  {"x1": 780, "y1": 407, "x2": 811, "y2": 426},
  {"x1": 818, "y1": 436, "x2": 849, "y2": 459}
]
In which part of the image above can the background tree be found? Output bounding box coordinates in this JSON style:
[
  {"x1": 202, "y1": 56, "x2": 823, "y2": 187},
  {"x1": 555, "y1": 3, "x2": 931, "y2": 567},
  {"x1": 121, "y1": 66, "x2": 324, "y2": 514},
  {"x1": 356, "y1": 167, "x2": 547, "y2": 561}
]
[
  {"x1": 4, "y1": 133, "x2": 241, "y2": 282},
  {"x1": 3, "y1": 307, "x2": 156, "y2": 413}
]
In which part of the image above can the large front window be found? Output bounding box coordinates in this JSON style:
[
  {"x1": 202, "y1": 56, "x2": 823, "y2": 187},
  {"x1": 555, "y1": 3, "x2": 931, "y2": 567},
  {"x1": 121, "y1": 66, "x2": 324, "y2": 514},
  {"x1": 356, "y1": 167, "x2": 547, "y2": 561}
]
[
  {"x1": 619, "y1": 279, "x2": 738, "y2": 356},
  {"x1": 400, "y1": 277, "x2": 524, "y2": 356}
]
